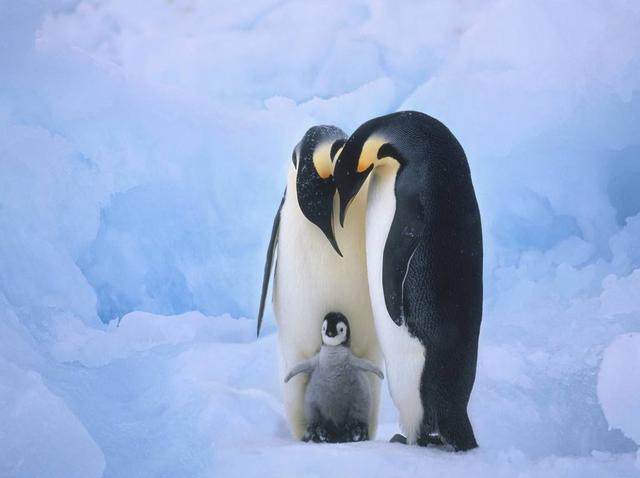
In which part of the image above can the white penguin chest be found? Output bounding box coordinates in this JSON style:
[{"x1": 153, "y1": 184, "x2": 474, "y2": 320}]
[
  {"x1": 273, "y1": 191, "x2": 376, "y2": 363},
  {"x1": 365, "y1": 168, "x2": 426, "y2": 442}
]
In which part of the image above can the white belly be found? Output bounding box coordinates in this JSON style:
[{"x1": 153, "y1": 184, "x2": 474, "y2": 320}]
[
  {"x1": 273, "y1": 188, "x2": 381, "y2": 439},
  {"x1": 366, "y1": 167, "x2": 426, "y2": 444}
]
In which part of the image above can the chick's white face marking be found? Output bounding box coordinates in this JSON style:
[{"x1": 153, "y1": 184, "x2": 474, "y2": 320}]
[{"x1": 322, "y1": 319, "x2": 349, "y2": 346}]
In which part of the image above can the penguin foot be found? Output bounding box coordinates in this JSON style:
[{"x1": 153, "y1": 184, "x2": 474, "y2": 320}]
[
  {"x1": 346, "y1": 422, "x2": 369, "y2": 442},
  {"x1": 303, "y1": 424, "x2": 329, "y2": 443},
  {"x1": 316, "y1": 427, "x2": 329, "y2": 443},
  {"x1": 390, "y1": 434, "x2": 407, "y2": 444}
]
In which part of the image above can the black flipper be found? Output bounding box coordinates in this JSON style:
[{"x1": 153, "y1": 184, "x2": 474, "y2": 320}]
[
  {"x1": 381, "y1": 174, "x2": 426, "y2": 326},
  {"x1": 382, "y1": 229, "x2": 421, "y2": 326},
  {"x1": 257, "y1": 192, "x2": 285, "y2": 337}
]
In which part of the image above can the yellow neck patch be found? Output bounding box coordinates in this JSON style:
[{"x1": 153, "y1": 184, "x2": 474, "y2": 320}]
[
  {"x1": 357, "y1": 136, "x2": 388, "y2": 173},
  {"x1": 312, "y1": 142, "x2": 335, "y2": 179}
]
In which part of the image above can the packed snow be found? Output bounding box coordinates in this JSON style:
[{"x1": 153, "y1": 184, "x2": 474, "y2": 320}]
[{"x1": 1, "y1": 1, "x2": 639, "y2": 477}]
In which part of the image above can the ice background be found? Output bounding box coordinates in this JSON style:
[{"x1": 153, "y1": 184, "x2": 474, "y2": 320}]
[{"x1": 1, "y1": 0, "x2": 639, "y2": 477}]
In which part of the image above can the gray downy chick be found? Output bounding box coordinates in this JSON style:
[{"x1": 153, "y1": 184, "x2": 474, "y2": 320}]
[{"x1": 284, "y1": 312, "x2": 384, "y2": 442}]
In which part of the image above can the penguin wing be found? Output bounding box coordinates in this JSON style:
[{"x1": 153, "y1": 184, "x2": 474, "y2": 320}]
[
  {"x1": 382, "y1": 189, "x2": 425, "y2": 327},
  {"x1": 257, "y1": 192, "x2": 285, "y2": 337},
  {"x1": 350, "y1": 356, "x2": 384, "y2": 379}
]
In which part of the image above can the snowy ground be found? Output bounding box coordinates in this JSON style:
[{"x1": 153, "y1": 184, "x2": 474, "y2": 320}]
[
  {"x1": 1, "y1": 1, "x2": 640, "y2": 477},
  {"x1": 3, "y1": 311, "x2": 639, "y2": 478}
]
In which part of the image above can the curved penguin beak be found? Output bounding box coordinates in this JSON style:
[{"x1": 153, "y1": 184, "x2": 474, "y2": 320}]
[
  {"x1": 316, "y1": 209, "x2": 342, "y2": 257},
  {"x1": 338, "y1": 186, "x2": 352, "y2": 228},
  {"x1": 334, "y1": 150, "x2": 373, "y2": 227}
]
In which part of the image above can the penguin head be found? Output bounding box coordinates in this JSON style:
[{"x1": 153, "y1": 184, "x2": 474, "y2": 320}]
[
  {"x1": 335, "y1": 111, "x2": 465, "y2": 226},
  {"x1": 333, "y1": 114, "x2": 410, "y2": 226},
  {"x1": 294, "y1": 125, "x2": 347, "y2": 256},
  {"x1": 321, "y1": 312, "x2": 350, "y2": 347}
]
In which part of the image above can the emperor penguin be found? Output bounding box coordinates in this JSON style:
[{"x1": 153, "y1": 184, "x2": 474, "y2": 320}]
[
  {"x1": 257, "y1": 125, "x2": 382, "y2": 440},
  {"x1": 332, "y1": 111, "x2": 483, "y2": 451}
]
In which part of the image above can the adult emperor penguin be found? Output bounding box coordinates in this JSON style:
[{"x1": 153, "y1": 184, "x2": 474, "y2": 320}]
[
  {"x1": 332, "y1": 111, "x2": 483, "y2": 451},
  {"x1": 257, "y1": 125, "x2": 382, "y2": 440}
]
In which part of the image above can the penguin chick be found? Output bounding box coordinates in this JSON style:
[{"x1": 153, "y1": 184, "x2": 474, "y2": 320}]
[{"x1": 284, "y1": 312, "x2": 384, "y2": 443}]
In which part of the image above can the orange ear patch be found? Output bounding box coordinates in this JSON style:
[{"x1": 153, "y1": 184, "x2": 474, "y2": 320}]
[
  {"x1": 357, "y1": 136, "x2": 387, "y2": 173},
  {"x1": 312, "y1": 142, "x2": 334, "y2": 179}
]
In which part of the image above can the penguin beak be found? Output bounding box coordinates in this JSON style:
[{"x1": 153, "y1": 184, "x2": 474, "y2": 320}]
[
  {"x1": 317, "y1": 212, "x2": 343, "y2": 257},
  {"x1": 338, "y1": 188, "x2": 351, "y2": 228},
  {"x1": 335, "y1": 160, "x2": 373, "y2": 227},
  {"x1": 334, "y1": 137, "x2": 374, "y2": 227}
]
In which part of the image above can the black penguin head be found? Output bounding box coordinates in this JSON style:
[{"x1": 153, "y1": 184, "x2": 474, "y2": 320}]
[
  {"x1": 333, "y1": 140, "x2": 374, "y2": 228},
  {"x1": 334, "y1": 115, "x2": 408, "y2": 226},
  {"x1": 321, "y1": 312, "x2": 350, "y2": 346},
  {"x1": 294, "y1": 125, "x2": 347, "y2": 256}
]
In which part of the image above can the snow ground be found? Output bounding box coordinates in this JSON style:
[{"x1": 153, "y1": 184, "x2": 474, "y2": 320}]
[
  {"x1": 3, "y1": 312, "x2": 639, "y2": 478},
  {"x1": 1, "y1": 1, "x2": 640, "y2": 477}
]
